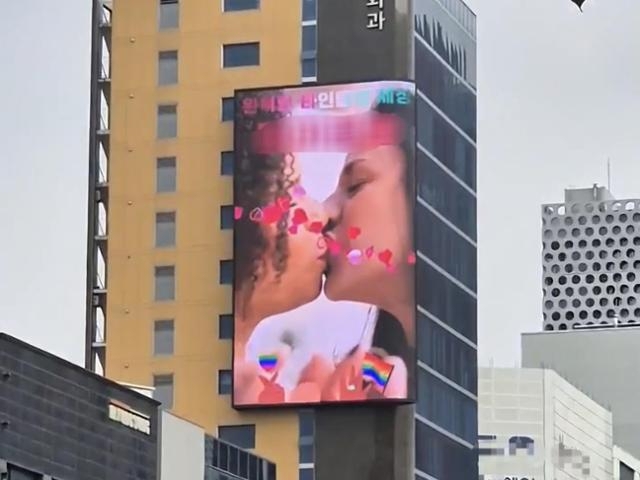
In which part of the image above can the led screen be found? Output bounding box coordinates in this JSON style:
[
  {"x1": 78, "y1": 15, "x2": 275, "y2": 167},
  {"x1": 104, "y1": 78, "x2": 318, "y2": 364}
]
[{"x1": 233, "y1": 80, "x2": 416, "y2": 408}]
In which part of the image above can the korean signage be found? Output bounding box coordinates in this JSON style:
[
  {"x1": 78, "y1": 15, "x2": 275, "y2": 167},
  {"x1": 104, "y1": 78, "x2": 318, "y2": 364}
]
[
  {"x1": 232, "y1": 81, "x2": 416, "y2": 408},
  {"x1": 366, "y1": 0, "x2": 385, "y2": 30}
]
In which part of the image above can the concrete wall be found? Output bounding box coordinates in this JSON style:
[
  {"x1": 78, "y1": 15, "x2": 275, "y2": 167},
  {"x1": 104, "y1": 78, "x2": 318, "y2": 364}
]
[
  {"x1": 522, "y1": 328, "x2": 640, "y2": 458},
  {"x1": 160, "y1": 411, "x2": 205, "y2": 480}
]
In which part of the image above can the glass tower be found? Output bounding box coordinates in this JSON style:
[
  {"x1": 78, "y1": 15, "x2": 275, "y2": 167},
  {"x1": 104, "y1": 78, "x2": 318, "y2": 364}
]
[{"x1": 413, "y1": 0, "x2": 478, "y2": 478}]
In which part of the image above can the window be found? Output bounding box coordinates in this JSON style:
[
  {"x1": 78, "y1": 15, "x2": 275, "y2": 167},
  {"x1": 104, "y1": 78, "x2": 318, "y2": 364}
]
[
  {"x1": 219, "y1": 424, "x2": 256, "y2": 449},
  {"x1": 159, "y1": 0, "x2": 179, "y2": 29},
  {"x1": 154, "y1": 320, "x2": 174, "y2": 355},
  {"x1": 218, "y1": 370, "x2": 232, "y2": 394},
  {"x1": 299, "y1": 468, "x2": 314, "y2": 480},
  {"x1": 157, "y1": 104, "x2": 177, "y2": 138},
  {"x1": 158, "y1": 50, "x2": 178, "y2": 85},
  {"x1": 153, "y1": 374, "x2": 174, "y2": 409},
  {"x1": 155, "y1": 212, "x2": 176, "y2": 247},
  {"x1": 302, "y1": 0, "x2": 316, "y2": 21},
  {"x1": 222, "y1": 42, "x2": 260, "y2": 68},
  {"x1": 221, "y1": 97, "x2": 235, "y2": 122},
  {"x1": 223, "y1": 0, "x2": 259, "y2": 11},
  {"x1": 7, "y1": 465, "x2": 41, "y2": 480},
  {"x1": 302, "y1": 58, "x2": 316, "y2": 79},
  {"x1": 155, "y1": 266, "x2": 175, "y2": 301},
  {"x1": 415, "y1": 420, "x2": 477, "y2": 479},
  {"x1": 220, "y1": 205, "x2": 234, "y2": 230},
  {"x1": 156, "y1": 157, "x2": 176, "y2": 192},
  {"x1": 220, "y1": 260, "x2": 233, "y2": 284},
  {"x1": 220, "y1": 151, "x2": 234, "y2": 175},
  {"x1": 299, "y1": 410, "x2": 315, "y2": 464},
  {"x1": 219, "y1": 314, "x2": 233, "y2": 339},
  {"x1": 302, "y1": 25, "x2": 316, "y2": 52},
  {"x1": 620, "y1": 462, "x2": 635, "y2": 480}
]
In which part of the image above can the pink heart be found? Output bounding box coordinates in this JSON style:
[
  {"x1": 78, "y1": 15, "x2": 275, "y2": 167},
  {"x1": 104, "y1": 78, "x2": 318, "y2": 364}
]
[
  {"x1": 365, "y1": 246, "x2": 374, "y2": 258},
  {"x1": 407, "y1": 251, "x2": 416, "y2": 265},
  {"x1": 234, "y1": 206, "x2": 244, "y2": 220},
  {"x1": 292, "y1": 185, "x2": 306, "y2": 198},
  {"x1": 288, "y1": 225, "x2": 298, "y2": 235}
]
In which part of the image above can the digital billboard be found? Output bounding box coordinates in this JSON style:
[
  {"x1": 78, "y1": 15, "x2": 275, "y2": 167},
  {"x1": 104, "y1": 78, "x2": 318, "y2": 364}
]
[{"x1": 232, "y1": 80, "x2": 416, "y2": 408}]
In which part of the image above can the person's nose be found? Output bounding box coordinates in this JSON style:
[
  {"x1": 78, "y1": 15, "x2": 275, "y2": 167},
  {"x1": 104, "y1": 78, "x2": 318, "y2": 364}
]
[
  {"x1": 321, "y1": 193, "x2": 340, "y2": 233},
  {"x1": 306, "y1": 197, "x2": 330, "y2": 230}
]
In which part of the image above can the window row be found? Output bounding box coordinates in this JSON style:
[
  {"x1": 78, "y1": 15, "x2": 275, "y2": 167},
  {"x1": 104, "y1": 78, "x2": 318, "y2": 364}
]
[
  {"x1": 152, "y1": 314, "x2": 233, "y2": 356},
  {"x1": 153, "y1": 207, "x2": 235, "y2": 248},
  {"x1": 153, "y1": 371, "x2": 240, "y2": 412},
  {"x1": 153, "y1": 261, "x2": 233, "y2": 300},
  {"x1": 417, "y1": 149, "x2": 477, "y2": 240},
  {"x1": 417, "y1": 311, "x2": 477, "y2": 394},
  {"x1": 157, "y1": 98, "x2": 236, "y2": 139},
  {"x1": 160, "y1": 0, "x2": 260, "y2": 30},
  {"x1": 156, "y1": 153, "x2": 233, "y2": 194},
  {"x1": 206, "y1": 435, "x2": 276, "y2": 480}
]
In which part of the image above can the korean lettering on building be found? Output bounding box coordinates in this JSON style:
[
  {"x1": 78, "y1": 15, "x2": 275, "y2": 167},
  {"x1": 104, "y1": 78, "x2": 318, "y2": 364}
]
[{"x1": 366, "y1": 0, "x2": 385, "y2": 30}]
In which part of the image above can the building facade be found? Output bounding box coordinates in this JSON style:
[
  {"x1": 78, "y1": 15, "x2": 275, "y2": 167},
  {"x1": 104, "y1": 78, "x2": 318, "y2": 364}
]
[
  {"x1": 478, "y1": 367, "x2": 613, "y2": 480},
  {"x1": 522, "y1": 328, "x2": 640, "y2": 460},
  {"x1": 85, "y1": 0, "x2": 477, "y2": 479},
  {"x1": 541, "y1": 185, "x2": 640, "y2": 331},
  {"x1": 0, "y1": 333, "x2": 160, "y2": 480},
  {"x1": 614, "y1": 446, "x2": 640, "y2": 480}
]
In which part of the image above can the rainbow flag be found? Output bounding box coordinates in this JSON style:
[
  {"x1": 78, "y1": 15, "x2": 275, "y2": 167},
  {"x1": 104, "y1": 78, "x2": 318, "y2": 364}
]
[
  {"x1": 362, "y1": 352, "x2": 394, "y2": 391},
  {"x1": 258, "y1": 354, "x2": 278, "y2": 373}
]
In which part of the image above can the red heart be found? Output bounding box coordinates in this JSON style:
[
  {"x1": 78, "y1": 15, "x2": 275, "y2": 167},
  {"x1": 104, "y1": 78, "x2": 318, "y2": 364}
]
[
  {"x1": 407, "y1": 251, "x2": 416, "y2": 265},
  {"x1": 365, "y1": 246, "x2": 374, "y2": 258},
  {"x1": 291, "y1": 208, "x2": 308, "y2": 225},
  {"x1": 262, "y1": 204, "x2": 282, "y2": 224},
  {"x1": 347, "y1": 226, "x2": 361, "y2": 240},
  {"x1": 326, "y1": 237, "x2": 342, "y2": 255},
  {"x1": 276, "y1": 196, "x2": 291, "y2": 212},
  {"x1": 308, "y1": 221, "x2": 324, "y2": 233},
  {"x1": 378, "y1": 249, "x2": 392, "y2": 266},
  {"x1": 288, "y1": 225, "x2": 298, "y2": 235},
  {"x1": 249, "y1": 208, "x2": 263, "y2": 222},
  {"x1": 234, "y1": 206, "x2": 244, "y2": 220}
]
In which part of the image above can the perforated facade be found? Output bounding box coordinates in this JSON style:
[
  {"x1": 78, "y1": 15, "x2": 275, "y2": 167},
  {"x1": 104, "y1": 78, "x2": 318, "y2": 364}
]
[{"x1": 541, "y1": 186, "x2": 640, "y2": 331}]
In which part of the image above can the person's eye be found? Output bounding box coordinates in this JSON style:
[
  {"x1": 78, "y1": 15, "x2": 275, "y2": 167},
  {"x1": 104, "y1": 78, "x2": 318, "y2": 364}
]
[{"x1": 346, "y1": 180, "x2": 366, "y2": 196}]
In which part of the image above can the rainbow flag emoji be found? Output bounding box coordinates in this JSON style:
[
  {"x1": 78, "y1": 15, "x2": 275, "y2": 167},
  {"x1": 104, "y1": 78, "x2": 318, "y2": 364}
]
[
  {"x1": 362, "y1": 352, "x2": 394, "y2": 391},
  {"x1": 258, "y1": 353, "x2": 278, "y2": 373}
]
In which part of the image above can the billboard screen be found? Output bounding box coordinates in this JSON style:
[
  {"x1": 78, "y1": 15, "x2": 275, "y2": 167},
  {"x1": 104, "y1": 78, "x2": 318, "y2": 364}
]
[{"x1": 232, "y1": 80, "x2": 416, "y2": 408}]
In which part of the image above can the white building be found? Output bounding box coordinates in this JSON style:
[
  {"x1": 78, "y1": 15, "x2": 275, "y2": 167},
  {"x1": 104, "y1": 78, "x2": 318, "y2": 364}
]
[
  {"x1": 614, "y1": 446, "x2": 640, "y2": 480},
  {"x1": 479, "y1": 367, "x2": 613, "y2": 480}
]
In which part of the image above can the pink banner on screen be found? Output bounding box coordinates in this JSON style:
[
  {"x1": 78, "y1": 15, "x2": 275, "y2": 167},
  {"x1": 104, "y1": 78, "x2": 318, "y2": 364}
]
[{"x1": 250, "y1": 112, "x2": 406, "y2": 154}]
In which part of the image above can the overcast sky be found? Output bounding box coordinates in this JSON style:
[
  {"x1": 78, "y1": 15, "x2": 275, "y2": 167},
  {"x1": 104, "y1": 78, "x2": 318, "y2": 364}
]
[{"x1": 0, "y1": 0, "x2": 639, "y2": 368}]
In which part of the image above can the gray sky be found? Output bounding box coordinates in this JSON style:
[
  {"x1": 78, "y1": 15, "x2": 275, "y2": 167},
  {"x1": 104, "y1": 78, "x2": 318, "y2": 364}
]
[{"x1": 0, "y1": 0, "x2": 639, "y2": 368}]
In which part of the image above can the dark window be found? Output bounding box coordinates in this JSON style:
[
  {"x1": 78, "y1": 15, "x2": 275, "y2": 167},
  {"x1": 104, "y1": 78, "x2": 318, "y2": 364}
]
[
  {"x1": 159, "y1": 0, "x2": 179, "y2": 29},
  {"x1": 221, "y1": 151, "x2": 234, "y2": 175},
  {"x1": 155, "y1": 265, "x2": 175, "y2": 301},
  {"x1": 220, "y1": 205, "x2": 234, "y2": 230},
  {"x1": 219, "y1": 314, "x2": 233, "y2": 339},
  {"x1": 157, "y1": 157, "x2": 176, "y2": 192},
  {"x1": 417, "y1": 368, "x2": 477, "y2": 444},
  {"x1": 221, "y1": 97, "x2": 235, "y2": 122},
  {"x1": 219, "y1": 424, "x2": 256, "y2": 449},
  {"x1": 302, "y1": 0, "x2": 316, "y2": 21},
  {"x1": 302, "y1": 58, "x2": 317, "y2": 79},
  {"x1": 156, "y1": 212, "x2": 176, "y2": 247},
  {"x1": 158, "y1": 50, "x2": 178, "y2": 85},
  {"x1": 8, "y1": 466, "x2": 41, "y2": 480},
  {"x1": 223, "y1": 0, "x2": 259, "y2": 11},
  {"x1": 223, "y1": 42, "x2": 260, "y2": 68},
  {"x1": 417, "y1": 312, "x2": 477, "y2": 393},
  {"x1": 621, "y1": 462, "x2": 635, "y2": 480},
  {"x1": 299, "y1": 468, "x2": 314, "y2": 480},
  {"x1": 416, "y1": 204, "x2": 477, "y2": 290},
  {"x1": 417, "y1": 96, "x2": 476, "y2": 190},
  {"x1": 157, "y1": 104, "x2": 177, "y2": 138},
  {"x1": 298, "y1": 409, "x2": 315, "y2": 463},
  {"x1": 154, "y1": 374, "x2": 174, "y2": 409},
  {"x1": 302, "y1": 25, "x2": 316, "y2": 52},
  {"x1": 220, "y1": 260, "x2": 233, "y2": 284},
  {"x1": 218, "y1": 370, "x2": 232, "y2": 394},
  {"x1": 415, "y1": 420, "x2": 477, "y2": 479},
  {"x1": 415, "y1": 39, "x2": 476, "y2": 140},
  {"x1": 154, "y1": 319, "x2": 175, "y2": 355},
  {"x1": 416, "y1": 260, "x2": 477, "y2": 342},
  {"x1": 417, "y1": 150, "x2": 477, "y2": 239}
]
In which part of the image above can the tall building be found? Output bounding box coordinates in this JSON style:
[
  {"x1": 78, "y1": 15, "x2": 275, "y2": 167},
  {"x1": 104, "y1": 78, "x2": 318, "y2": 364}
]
[
  {"x1": 522, "y1": 327, "x2": 640, "y2": 460},
  {"x1": 85, "y1": 0, "x2": 477, "y2": 479},
  {"x1": 541, "y1": 185, "x2": 640, "y2": 331},
  {"x1": 478, "y1": 367, "x2": 613, "y2": 480}
]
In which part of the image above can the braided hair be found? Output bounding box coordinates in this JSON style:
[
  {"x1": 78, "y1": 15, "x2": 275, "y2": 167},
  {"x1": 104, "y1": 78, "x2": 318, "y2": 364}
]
[{"x1": 234, "y1": 92, "x2": 296, "y2": 310}]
